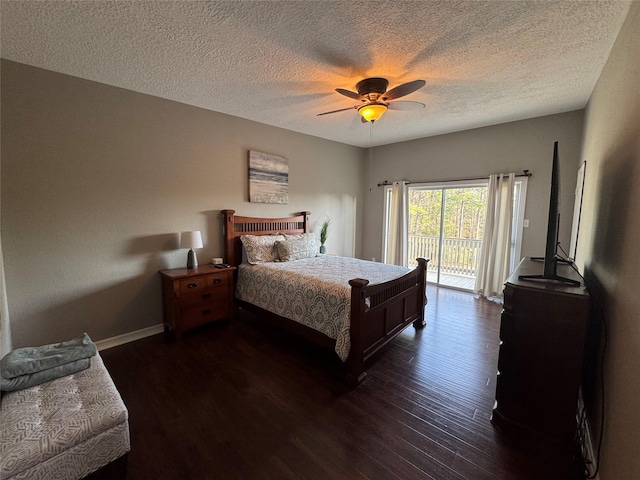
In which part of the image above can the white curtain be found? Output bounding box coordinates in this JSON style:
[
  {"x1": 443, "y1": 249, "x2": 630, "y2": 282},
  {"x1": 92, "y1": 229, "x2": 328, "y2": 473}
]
[
  {"x1": 475, "y1": 173, "x2": 515, "y2": 298},
  {"x1": 386, "y1": 181, "x2": 408, "y2": 266},
  {"x1": 0, "y1": 233, "x2": 12, "y2": 358}
]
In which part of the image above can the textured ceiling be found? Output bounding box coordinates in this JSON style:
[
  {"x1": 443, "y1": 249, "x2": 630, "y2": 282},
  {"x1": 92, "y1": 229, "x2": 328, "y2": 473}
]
[{"x1": 0, "y1": 1, "x2": 632, "y2": 147}]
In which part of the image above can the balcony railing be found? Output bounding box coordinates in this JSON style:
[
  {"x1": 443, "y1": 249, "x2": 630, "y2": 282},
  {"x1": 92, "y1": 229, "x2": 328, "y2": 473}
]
[{"x1": 408, "y1": 235, "x2": 482, "y2": 277}]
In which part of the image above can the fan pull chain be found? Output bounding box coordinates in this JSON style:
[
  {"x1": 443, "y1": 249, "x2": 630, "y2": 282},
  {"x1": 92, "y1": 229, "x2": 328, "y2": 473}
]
[{"x1": 369, "y1": 122, "x2": 374, "y2": 192}]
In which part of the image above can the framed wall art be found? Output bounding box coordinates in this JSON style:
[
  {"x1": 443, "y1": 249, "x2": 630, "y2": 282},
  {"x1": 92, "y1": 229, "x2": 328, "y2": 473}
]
[{"x1": 248, "y1": 150, "x2": 289, "y2": 204}]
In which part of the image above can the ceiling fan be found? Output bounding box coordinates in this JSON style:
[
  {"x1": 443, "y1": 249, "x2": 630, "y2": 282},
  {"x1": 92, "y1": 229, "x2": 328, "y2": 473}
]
[{"x1": 317, "y1": 77, "x2": 426, "y2": 123}]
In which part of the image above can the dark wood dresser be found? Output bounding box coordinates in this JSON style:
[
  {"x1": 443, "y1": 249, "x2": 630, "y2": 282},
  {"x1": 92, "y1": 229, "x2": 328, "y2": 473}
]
[
  {"x1": 159, "y1": 265, "x2": 236, "y2": 337},
  {"x1": 492, "y1": 257, "x2": 590, "y2": 450}
]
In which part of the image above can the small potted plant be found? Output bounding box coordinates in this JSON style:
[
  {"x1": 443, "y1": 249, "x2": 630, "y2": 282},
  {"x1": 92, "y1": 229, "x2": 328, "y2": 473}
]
[{"x1": 319, "y1": 218, "x2": 330, "y2": 254}]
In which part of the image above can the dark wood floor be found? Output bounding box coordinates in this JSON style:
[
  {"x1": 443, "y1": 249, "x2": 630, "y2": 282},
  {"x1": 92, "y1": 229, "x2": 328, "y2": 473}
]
[{"x1": 101, "y1": 285, "x2": 583, "y2": 479}]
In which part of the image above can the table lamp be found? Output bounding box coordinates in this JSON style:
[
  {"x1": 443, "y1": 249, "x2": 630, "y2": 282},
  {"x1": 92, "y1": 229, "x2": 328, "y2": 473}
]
[{"x1": 180, "y1": 231, "x2": 203, "y2": 269}]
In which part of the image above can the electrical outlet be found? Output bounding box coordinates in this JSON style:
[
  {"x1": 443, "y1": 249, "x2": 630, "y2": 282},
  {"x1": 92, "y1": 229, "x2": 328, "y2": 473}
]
[
  {"x1": 523, "y1": 219, "x2": 529, "y2": 228},
  {"x1": 372, "y1": 257, "x2": 376, "y2": 262}
]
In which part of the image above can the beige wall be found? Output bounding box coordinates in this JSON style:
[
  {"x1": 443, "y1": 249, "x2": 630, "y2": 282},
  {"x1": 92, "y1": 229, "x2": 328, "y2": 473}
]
[
  {"x1": 1, "y1": 60, "x2": 365, "y2": 348},
  {"x1": 575, "y1": 3, "x2": 640, "y2": 479},
  {"x1": 361, "y1": 111, "x2": 585, "y2": 264}
]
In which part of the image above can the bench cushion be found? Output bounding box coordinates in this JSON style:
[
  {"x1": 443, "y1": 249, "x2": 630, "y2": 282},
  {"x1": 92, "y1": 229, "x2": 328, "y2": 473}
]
[{"x1": 0, "y1": 352, "x2": 130, "y2": 480}]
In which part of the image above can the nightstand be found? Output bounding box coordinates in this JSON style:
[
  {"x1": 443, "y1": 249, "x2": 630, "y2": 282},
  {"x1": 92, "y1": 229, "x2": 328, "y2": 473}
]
[{"x1": 159, "y1": 265, "x2": 236, "y2": 336}]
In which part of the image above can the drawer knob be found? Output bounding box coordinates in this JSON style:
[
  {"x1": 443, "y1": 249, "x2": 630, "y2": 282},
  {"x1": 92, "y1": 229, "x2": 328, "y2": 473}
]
[
  {"x1": 188, "y1": 282, "x2": 198, "y2": 288},
  {"x1": 213, "y1": 278, "x2": 222, "y2": 284}
]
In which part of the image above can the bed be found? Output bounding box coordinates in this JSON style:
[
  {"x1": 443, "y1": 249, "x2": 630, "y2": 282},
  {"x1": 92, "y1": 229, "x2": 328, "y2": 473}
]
[{"x1": 222, "y1": 210, "x2": 428, "y2": 384}]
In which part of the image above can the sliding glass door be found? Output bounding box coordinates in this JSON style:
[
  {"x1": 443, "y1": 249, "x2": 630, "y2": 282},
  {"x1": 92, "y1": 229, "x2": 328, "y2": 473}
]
[
  {"x1": 383, "y1": 178, "x2": 527, "y2": 291},
  {"x1": 410, "y1": 182, "x2": 488, "y2": 289}
]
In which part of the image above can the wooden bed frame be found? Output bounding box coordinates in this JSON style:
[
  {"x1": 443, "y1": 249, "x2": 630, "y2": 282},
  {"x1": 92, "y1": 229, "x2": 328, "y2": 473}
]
[{"x1": 222, "y1": 209, "x2": 428, "y2": 385}]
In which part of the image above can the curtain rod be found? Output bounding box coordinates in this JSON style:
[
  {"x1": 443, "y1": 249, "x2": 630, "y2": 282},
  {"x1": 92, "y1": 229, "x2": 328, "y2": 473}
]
[{"x1": 376, "y1": 170, "x2": 532, "y2": 187}]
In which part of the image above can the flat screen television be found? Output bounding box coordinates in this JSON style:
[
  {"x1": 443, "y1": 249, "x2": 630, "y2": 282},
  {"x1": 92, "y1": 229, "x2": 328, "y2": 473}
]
[{"x1": 518, "y1": 141, "x2": 581, "y2": 286}]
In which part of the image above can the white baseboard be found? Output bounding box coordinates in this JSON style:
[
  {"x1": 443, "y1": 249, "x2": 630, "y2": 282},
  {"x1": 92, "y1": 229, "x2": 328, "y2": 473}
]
[{"x1": 95, "y1": 324, "x2": 164, "y2": 351}]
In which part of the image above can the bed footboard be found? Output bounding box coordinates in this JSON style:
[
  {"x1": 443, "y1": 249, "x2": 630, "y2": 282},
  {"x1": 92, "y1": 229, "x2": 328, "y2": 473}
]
[{"x1": 346, "y1": 258, "x2": 429, "y2": 385}]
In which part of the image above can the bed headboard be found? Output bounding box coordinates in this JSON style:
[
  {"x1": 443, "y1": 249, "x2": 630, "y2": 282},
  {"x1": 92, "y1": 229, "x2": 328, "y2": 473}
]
[{"x1": 221, "y1": 210, "x2": 311, "y2": 267}]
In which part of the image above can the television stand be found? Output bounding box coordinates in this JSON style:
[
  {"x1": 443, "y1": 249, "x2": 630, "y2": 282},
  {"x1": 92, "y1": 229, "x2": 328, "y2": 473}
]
[
  {"x1": 520, "y1": 256, "x2": 581, "y2": 287},
  {"x1": 530, "y1": 255, "x2": 572, "y2": 264},
  {"x1": 518, "y1": 272, "x2": 581, "y2": 287}
]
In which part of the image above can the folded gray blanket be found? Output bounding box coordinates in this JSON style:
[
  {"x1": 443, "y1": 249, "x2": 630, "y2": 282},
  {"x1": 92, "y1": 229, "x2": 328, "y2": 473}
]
[
  {"x1": 1, "y1": 333, "x2": 96, "y2": 379},
  {"x1": 0, "y1": 358, "x2": 91, "y2": 392}
]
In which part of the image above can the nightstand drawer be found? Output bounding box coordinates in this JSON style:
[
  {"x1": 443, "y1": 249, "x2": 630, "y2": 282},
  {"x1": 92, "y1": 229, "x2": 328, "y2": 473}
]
[
  {"x1": 178, "y1": 272, "x2": 230, "y2": 296},
  {"x1": 179, "y1": 287, "x2": 228, "y2": 309},
  {"x1": 181, "y1": 304, "x2": 223, "y2": 330},
  {"x1": 205, "y1": 272, "x2": 230, "y2": 288},
  {"x1": 179, "y1": 276, "x2": 207, "y2": 295}
]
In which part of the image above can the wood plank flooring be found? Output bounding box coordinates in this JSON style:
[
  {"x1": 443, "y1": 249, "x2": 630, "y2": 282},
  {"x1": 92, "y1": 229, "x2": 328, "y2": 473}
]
[{"x1": 100, "y1": 285, "x2": 584, "y2": 480}]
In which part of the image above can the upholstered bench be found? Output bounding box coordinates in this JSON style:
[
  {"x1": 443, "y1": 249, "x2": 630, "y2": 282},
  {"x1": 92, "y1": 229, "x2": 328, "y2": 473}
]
[{"x1": 0, "y1": 352, "x2": 130, "y2": 480}]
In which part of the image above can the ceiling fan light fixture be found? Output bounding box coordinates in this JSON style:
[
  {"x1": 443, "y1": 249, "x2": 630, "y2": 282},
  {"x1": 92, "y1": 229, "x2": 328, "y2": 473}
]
[{"x1": 358, "y1": 103, "x2": 387, "y2": 122}]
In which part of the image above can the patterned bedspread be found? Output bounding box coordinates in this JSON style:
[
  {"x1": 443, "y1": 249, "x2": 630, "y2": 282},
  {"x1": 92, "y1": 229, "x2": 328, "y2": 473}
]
[{"x1": 235, "y1": 255, "x2": 410, "y2": 361}]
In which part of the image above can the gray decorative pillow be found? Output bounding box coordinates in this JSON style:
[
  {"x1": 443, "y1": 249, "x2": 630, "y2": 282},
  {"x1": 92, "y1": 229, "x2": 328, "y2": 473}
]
[
  {"x1": 240, "y1": 235, "x2": 284, "y2": 264},
  {"x1": 275, "y1": 233, "x2": 318, "y2": 261}
]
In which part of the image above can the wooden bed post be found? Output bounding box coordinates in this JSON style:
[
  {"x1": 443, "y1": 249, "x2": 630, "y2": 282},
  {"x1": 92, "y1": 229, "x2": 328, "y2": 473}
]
[
  {"x1": 300, "y1": 211, "x2": 311, "y2": 233},
  {"x1": 413, "y1": 258, "x2": 429, "y2": 329},
  {"x1": 346, "y1": 278, "x2": 369, "y2": 386},
  {"x1": 221, "y1": 210, "x2": 236, "y2": 266}
]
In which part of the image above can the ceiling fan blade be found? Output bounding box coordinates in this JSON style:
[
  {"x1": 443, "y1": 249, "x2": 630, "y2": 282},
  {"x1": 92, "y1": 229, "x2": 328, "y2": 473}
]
[
  {"x1": 317, "y1": 106, "x2": 357, "y2": 116},
  {"x1": 387, "y1": 101, "x2": 426, "y2": 111},
  {"x1": 382, "y1": 80, "x2": 426, "y2": 100},
  {"x1": 336, "y1": 88, "x2": 363, "y2": 100}
]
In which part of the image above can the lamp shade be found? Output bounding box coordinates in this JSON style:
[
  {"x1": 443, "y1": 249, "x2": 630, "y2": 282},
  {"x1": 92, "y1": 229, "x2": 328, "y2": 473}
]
[
  {"x1": 358, "y1": 103, "x2": 387, "y2": 122},
  {"x1": 180, "y1": 231, "x2": 203, "y2": 249}
]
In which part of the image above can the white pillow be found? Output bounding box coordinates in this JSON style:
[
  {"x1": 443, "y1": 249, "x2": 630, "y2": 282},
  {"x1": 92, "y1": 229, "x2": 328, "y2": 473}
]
[
  {"x1": 240, "y1": 235, "x2": 284, "y2": 264},
  {"x1": 275, "y1": 233, "x2": 318, "y2": 262}
]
